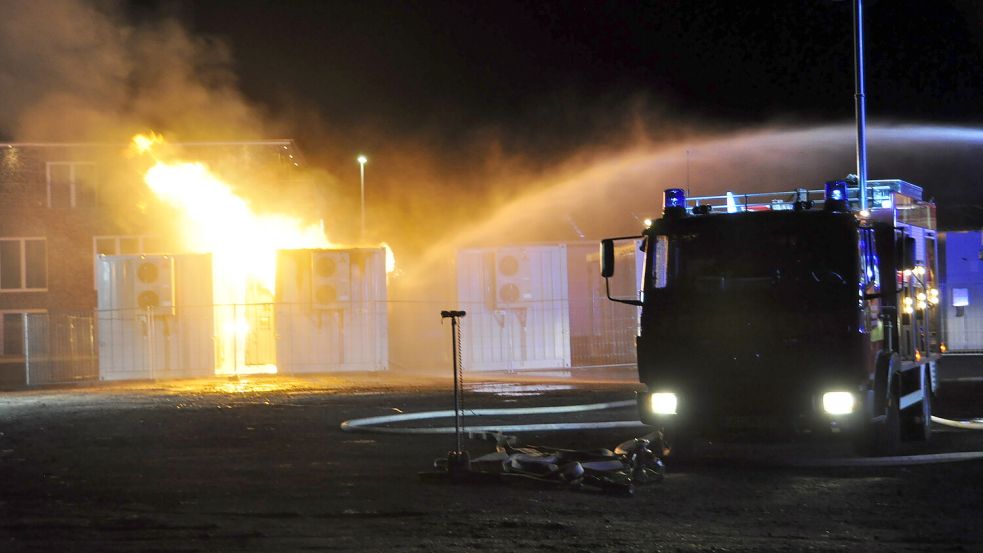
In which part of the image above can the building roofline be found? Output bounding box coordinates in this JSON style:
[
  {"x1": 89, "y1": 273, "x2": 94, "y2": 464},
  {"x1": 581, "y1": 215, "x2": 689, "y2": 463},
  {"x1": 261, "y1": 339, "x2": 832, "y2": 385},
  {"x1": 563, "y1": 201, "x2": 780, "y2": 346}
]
[
  {"x1": 1, "y1": 140, "x2": 296, "y2": 148},
  {"x1": 0, "y1": 139, "x2": 305, "y2": 166}
]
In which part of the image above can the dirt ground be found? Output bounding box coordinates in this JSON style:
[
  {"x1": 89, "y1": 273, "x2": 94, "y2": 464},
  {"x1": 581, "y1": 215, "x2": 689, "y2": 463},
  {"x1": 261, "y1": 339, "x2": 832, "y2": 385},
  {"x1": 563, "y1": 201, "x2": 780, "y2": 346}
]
[{"x1": 1, "y1": 373, "x2": 982, "y2": 552}]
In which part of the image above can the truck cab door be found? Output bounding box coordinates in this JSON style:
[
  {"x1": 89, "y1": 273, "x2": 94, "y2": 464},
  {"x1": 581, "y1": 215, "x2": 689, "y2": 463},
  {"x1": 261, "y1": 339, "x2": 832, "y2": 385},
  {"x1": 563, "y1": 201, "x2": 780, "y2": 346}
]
[{"x1": 873, "y1": 224, "x2": 901, "y2": 355}]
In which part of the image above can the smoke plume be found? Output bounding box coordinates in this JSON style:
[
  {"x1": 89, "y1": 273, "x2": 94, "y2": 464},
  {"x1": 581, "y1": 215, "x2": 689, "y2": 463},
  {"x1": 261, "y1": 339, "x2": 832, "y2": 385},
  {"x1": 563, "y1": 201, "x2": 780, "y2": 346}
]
[{"x1": 0, "y1": 0, "x2": 270, "y2": 141}]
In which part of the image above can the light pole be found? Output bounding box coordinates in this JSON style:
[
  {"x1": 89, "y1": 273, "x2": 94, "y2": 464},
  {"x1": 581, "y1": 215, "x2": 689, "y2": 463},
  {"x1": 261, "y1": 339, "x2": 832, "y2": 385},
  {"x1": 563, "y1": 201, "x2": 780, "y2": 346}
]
[
  {"x1": 357, "y1": 154, "x2": 367, "y2": 241},
  {"x1": 852, "y1": 0, "x2": 868, "y2": 211}
]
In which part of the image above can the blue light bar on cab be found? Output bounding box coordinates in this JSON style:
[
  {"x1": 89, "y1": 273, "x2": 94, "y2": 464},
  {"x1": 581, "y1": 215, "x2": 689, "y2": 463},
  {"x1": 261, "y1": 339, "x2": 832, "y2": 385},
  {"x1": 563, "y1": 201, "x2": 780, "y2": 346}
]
[
  {"x1": 663, "y1": 188, "x2": 687, "y2": 216},
  {"x1": 825, "y1": 180, "x2": 847, "y2": 201},
  {"x1": 823, "y1": 180, "x2": 850, "y2": 212}
]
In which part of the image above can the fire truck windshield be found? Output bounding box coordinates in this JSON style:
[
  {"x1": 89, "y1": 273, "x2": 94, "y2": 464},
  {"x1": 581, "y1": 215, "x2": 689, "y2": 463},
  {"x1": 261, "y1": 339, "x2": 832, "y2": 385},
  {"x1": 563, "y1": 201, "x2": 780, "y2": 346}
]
[{"x1": 652, "y1": 213, "x2": 857, "y2": 297}]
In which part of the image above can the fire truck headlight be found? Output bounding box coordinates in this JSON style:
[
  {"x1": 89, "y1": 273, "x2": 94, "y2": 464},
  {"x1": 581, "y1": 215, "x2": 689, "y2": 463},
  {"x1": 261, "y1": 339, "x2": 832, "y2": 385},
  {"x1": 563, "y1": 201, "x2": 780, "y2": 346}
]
[
  {"x1": 822, "y1": 391, "x2": 855, "y2": 415},
  {"x1": 650, "y1": 392, "x2": 678, "y2": 415}
]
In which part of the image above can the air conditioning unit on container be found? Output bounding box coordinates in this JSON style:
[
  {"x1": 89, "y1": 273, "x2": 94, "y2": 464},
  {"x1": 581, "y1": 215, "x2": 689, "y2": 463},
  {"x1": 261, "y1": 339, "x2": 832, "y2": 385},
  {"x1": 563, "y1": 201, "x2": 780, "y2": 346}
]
[
  {"x1": 133, "y1": 255, "x2": 175, "y2": 314},
  {"x1": 311, "y1": 250, "x2": 352, "y2": 309},
  {"x1": 275, "y1": 248, "x2": 388, "y2": 372},
  {"x1": 494, "y1": 249, "x2": 534, "y2": 308}
]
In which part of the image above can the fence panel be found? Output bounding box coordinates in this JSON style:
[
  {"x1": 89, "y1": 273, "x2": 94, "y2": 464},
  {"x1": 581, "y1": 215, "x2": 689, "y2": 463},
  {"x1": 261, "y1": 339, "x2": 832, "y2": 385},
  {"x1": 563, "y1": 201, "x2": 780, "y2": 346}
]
[{"x1": 25, "y1": 312, "x2": 98, "y2": 386}]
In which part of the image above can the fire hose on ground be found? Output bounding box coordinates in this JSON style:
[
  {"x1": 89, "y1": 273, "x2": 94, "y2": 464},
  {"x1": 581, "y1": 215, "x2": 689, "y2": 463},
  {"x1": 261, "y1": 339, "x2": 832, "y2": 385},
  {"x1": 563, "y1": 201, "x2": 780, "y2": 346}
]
[
  {"x1": 340, "y1": 309, "x2": 983, "y2": 481},
  {"x1": 340, "y1": 403, "x2": 983, "y2": 470},
  {"x1": 931, "y1": 415, "x2": 983, "y2": 431},
  {"x1": 340, "y1": 399, "x2": 662, "y2": 495},
  {"x1": 338, "y1": 399, "x2": 644, "y2": 436}
]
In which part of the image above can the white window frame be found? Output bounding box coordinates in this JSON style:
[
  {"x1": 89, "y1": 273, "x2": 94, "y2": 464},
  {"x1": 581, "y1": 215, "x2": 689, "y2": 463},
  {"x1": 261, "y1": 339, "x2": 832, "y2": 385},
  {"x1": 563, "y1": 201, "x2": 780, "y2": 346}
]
[
  {"x1": 0, "y1": 309, "x2": 45, "y2": 356},
  {"x1": 0, "y1": 237, "x2": 47, "y2": 292},
  {"x1": 92, "y1": 235, "x2": 162, "y2": 257},
  {"x1": 46, "y1": 161, "x2": 97, "y2": 208}
]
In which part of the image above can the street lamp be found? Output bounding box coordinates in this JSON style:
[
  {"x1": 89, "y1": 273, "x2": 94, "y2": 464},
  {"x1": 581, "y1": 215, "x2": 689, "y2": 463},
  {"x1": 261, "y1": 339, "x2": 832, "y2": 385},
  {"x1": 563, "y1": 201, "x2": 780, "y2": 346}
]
[{"x1": 357, "y1": 154, "x2": 367, "y2": 241}]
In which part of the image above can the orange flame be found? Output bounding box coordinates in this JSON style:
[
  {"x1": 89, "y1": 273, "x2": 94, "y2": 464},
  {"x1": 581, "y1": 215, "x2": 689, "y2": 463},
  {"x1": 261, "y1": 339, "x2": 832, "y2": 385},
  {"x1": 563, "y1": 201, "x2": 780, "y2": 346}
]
[
  {"x1": 131, "y1": 132, "x2": 165, "y2": 155},
  {"x1": 133, "y1": 133, "x2": 397, "y2": 375},
  {"x1": 135, "y1": 133, "x2": 331, "y2": 375},
  {"x1": 143, "y1": 160, "x2": 330, "y2": 292}
]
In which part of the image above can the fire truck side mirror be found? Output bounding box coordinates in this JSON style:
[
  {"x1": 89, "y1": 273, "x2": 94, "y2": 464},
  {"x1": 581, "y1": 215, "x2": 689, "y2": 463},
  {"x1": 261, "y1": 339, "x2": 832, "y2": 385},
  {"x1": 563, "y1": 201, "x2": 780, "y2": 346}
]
[{"x1": 600, "y1": 239, "x2": 615, "y2": 278}]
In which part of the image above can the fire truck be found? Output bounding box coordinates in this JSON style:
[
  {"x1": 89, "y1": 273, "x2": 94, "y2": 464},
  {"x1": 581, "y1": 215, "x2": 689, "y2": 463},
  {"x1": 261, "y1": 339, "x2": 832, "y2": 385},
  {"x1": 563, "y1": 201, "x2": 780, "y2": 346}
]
[{"x1": 600, "y1": 179, "x2": 941, "y2": 454}]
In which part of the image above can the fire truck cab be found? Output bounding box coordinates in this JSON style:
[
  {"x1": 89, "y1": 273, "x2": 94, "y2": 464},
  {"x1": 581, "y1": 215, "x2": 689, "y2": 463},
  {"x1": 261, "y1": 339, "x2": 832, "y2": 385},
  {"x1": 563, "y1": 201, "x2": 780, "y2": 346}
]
[{"x1": 600, "y1": 179, "x2": 940, "y2": 454}]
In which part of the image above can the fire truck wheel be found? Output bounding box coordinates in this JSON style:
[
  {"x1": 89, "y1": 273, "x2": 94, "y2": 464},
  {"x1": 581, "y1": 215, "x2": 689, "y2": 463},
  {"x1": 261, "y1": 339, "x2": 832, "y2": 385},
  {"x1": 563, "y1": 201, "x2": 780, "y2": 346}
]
[
  {"x1": 874, "y1": 384, "x2": 902, "y2": 456},
  {"x1": 855, "y1": 382, "x2": 901, "y2": 457}
]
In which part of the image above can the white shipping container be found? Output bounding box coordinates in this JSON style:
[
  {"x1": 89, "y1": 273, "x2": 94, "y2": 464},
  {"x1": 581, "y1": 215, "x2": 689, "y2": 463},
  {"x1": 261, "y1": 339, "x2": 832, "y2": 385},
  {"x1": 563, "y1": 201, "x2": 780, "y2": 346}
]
[
  {"x1": 96, "y1": 254, "x2": 215, "y2": 381},
  {"x1": 274, "y1": 247, "x2": 388, "y2": 372},
  {"x1": 457, "y1": 245, "x2": 571, "y2": 371},
  {"x1": 942, "y1": 230, "x2": 983, "y2": 352}
]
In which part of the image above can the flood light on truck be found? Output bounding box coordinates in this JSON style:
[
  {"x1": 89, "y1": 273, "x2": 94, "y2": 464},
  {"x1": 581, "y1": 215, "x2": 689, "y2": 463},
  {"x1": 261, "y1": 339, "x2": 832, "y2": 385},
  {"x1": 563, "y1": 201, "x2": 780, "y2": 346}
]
[
  {"x1": 821, "y1": 391, "x2": 855, "y2": 415},
  {"x1": 650, "y1": 392, "x2": 678, "y2": 415}
]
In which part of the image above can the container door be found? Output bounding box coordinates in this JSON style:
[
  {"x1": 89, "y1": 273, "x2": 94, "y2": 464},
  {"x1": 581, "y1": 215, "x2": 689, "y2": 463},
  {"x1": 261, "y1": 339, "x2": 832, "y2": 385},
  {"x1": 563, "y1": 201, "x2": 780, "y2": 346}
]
[{"x1": 245, "y1": 303, "x2": 276, "y2": 367}]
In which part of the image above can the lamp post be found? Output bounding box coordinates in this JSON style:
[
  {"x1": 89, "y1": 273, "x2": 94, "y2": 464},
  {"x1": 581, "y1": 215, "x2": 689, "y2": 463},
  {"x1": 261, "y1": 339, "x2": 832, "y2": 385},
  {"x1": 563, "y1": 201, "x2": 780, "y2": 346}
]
[{"x1": 357, "y1": 154, "x2": 367, "y2": 241}]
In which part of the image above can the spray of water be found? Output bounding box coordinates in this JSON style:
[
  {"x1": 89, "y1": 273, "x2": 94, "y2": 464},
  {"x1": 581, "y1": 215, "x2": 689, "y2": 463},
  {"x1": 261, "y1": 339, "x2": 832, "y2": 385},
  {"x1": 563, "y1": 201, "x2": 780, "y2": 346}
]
[
  {"x1": 386, "y1": 122, "x2": 983, "y2": 372},
  {"x1": 413, "y1": 123, "x2": 983, "y2": 271}
]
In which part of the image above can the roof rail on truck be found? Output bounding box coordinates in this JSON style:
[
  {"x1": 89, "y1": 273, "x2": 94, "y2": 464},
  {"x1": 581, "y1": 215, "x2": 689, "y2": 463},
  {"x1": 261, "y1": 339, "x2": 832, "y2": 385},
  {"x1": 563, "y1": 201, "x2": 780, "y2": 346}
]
[{"x1": 687, "y1": 179, "x2": 924, "y2": 214}]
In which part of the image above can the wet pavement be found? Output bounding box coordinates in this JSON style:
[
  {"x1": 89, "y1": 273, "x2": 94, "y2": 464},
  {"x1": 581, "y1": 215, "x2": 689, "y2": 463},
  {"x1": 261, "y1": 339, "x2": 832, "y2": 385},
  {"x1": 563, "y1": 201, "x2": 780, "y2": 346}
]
[{"x1": 0, "y1": 373, "x2": 981, "y2": 552}]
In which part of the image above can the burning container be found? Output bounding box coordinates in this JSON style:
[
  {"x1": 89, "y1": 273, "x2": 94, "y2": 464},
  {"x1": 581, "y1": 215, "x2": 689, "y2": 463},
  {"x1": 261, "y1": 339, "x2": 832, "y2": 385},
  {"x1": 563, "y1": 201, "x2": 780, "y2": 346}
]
[
  {"x1": 274, "y1": 247, "x2": 388, "y2": 372},
  {"x1": 96, "y1": 254, "x2": 215, "y2": 380},
  {"x1": 456, "y1": 243, "x2": 640, "y2": 373}
]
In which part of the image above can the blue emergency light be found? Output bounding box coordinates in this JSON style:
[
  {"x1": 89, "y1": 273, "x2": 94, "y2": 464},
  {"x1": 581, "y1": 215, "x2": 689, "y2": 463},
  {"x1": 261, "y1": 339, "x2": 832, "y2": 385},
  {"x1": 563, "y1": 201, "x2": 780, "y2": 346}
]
[
  {"x1": 825, "y1": 180, "x2": 846, "y2": 201},
  {"x1": 664, "y1": 188, "x2": 686, "y2": 214},
  {"x1": 824, "y1": 180, "x2": 850, "y2": 212}
]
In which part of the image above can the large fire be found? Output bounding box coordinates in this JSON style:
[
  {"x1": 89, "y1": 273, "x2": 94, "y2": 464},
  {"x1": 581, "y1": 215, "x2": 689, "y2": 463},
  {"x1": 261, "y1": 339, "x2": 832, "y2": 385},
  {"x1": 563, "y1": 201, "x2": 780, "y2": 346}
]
[
  {"x1": 131, "y1": 133, "x2": 391, "y2": 376},
  {"x1": 143, "y1": 161, "x2": 330, "y2": 292}
]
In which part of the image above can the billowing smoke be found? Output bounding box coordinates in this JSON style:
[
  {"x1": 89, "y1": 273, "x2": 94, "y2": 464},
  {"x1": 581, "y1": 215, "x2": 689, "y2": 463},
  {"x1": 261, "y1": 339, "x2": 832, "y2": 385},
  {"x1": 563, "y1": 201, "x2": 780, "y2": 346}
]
[{"x1": 0, "y1": 0, "x2": 268, "y2": 141}]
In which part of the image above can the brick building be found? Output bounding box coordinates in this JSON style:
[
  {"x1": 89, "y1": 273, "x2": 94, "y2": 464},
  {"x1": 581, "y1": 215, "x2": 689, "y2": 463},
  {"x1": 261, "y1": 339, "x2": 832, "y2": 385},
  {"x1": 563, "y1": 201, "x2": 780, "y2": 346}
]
[{"x1": 0, "y1": 141, "x2": 304, "y2": 385}]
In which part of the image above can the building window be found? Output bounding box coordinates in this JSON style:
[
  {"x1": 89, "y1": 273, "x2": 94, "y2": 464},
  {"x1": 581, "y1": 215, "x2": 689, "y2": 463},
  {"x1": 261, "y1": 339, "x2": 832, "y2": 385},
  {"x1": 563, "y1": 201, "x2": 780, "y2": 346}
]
[
  {"x1": 0, "y1": 238, "x2": 47, "y2": 291},
  {"x1": 0, "y1": 310, "x2": 44, "y2": 356},
  {"x1": 1, "y1": 312, "x2": 24, "y2": 356},
  {"x1": 46, "y1": 162, "x2": 97, "y2": 208}
]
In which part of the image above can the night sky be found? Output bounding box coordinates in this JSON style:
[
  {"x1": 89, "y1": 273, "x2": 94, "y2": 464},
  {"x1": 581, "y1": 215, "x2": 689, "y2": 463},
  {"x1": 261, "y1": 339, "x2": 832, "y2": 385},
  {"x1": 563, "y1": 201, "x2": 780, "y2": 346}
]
[{"x1": 150, "y1": 0, "x2": 983, "y2": 157}]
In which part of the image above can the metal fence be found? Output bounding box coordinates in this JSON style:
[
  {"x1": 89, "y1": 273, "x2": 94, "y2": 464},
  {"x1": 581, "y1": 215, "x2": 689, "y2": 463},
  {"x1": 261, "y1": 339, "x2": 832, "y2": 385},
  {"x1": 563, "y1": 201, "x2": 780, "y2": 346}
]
[
  {"x1": 22, "y1": 297, "x2": 983, "y2": 386},
  {"x1": 24, "y1": 311, "x2": 98, "y2": 386},
  {"x1": 6, "y1": 298, "x2": 641, "y2": 386},
  {"x1": 95, "y1": 301, "x2": 391, "y2": 381}
]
